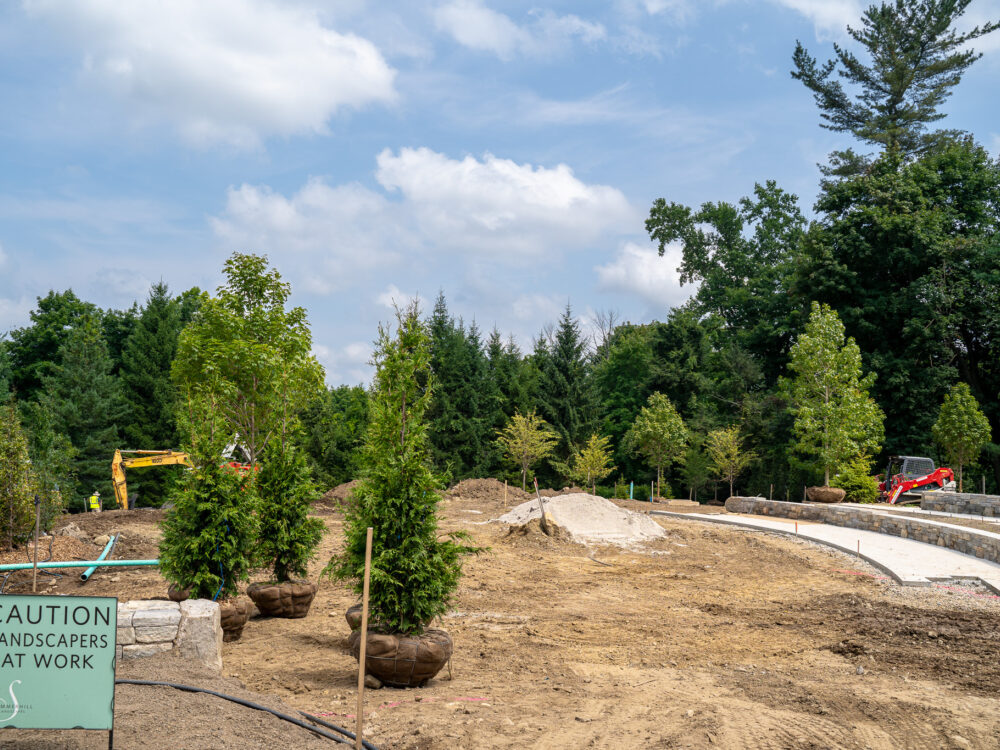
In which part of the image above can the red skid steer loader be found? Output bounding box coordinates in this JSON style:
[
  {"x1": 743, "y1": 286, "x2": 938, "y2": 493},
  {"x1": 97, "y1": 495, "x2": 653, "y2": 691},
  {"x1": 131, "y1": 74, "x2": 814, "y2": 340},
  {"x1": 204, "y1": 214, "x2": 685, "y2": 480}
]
[{"x1": 879, "y1": 456, "x2": 955, "y2": 504}]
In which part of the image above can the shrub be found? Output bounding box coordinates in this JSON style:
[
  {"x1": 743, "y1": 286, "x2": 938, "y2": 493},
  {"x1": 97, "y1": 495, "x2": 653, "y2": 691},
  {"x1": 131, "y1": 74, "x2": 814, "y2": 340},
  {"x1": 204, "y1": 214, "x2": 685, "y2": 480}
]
[
  {"x1": 0, "y1": 402, "x2": 38, "y2": 551},
  {"x1": 831, "y1": 456, "x2": 879, "y2": 503}
]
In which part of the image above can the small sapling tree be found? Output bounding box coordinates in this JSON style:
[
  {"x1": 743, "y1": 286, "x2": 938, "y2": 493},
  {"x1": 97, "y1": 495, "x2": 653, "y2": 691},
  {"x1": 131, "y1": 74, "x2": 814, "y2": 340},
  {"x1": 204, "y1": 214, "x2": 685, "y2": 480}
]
[
  {"x1": 706, "y1": 426, "x2": 756, "y2": 498},
  {"x1": 571, "y1": 434, "x2": 616, "y2": 494},
  {"x1": 624, "y1": 393, "x2": 687, "y2": 499},
  {"x1": 325, "y1": 304, "x2": 480, "y2": 635},
  {"x1": 497, "y1": 410, "x2": 559, "y2": 491},
  {"x1": 933, "y1": 382, "x2": 992, "y2": 492},
  {"x1": 255, "y1": 439, "x2": 324, "y2": 582}
]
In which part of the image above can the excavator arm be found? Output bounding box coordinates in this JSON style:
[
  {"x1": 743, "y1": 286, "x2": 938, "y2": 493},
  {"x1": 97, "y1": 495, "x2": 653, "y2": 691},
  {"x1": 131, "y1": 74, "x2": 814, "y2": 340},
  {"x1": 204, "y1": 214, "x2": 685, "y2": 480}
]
[{"x1": 111, "y1": 449, "x2": 191, "y2": 509}]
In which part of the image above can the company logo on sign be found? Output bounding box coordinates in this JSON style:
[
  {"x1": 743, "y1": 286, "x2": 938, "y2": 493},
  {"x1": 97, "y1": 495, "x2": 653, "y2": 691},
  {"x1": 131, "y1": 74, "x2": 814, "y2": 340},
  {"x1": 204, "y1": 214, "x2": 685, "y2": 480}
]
[{"x1": 0, "y1": 680, "x2": 21, "y2": 723}]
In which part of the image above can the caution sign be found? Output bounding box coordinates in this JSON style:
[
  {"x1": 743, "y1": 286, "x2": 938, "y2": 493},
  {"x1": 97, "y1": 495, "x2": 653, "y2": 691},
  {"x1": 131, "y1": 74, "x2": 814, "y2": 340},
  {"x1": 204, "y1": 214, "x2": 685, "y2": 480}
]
[{"x1": 0, "y1": 595, "x2": 117, "y2": 730}]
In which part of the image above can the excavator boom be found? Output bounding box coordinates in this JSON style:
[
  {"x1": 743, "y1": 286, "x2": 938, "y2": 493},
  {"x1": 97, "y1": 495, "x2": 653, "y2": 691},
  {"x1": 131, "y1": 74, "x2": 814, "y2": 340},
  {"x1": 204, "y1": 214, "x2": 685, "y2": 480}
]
[{"x1": 111, "y1": 449, "x2": 191, "y2": 509}]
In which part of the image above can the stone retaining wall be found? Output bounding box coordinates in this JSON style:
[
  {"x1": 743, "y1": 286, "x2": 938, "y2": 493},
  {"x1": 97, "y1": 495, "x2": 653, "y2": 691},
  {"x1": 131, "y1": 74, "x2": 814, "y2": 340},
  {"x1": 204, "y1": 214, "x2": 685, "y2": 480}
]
[
  {"x1": 117, "y1": 599, "x2": 222, "y2": 671},
  {"x1": 919, "y1": 491, "x2": 1000, "y2": 517},
  {"x1": 724, "y1": 497, "x2": 1000, "y2": 565}
]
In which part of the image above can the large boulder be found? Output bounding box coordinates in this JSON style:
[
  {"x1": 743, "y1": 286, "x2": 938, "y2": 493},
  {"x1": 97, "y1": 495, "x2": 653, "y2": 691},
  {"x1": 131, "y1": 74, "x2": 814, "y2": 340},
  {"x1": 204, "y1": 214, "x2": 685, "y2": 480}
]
[{"x1": 806, "y1": 486, "x2": 846, "y2": 503}]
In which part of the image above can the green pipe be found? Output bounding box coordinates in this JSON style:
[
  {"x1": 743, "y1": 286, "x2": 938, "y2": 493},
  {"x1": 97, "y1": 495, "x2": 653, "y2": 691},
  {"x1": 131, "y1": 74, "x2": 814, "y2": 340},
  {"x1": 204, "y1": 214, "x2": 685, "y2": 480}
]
[
  {"x1": 81, "y1": 534, "x2": 118, "y2": 582},
  {"x1": 0, "y1": 559, "x2": 159, "y2": 573}
]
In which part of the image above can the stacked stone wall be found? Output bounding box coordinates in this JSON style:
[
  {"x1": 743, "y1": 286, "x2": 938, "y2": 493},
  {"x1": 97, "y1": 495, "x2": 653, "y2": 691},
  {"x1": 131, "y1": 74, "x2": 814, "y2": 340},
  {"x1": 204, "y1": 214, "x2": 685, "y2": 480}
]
[
  {"x1": 116, "y1": 599, "x2": 222, "y2": 671},
  {"x1": 919, "y1": 492, "x2": 1000, "y2": 517},
  {"x1": 724, "y1": 497, "x2": 1000, "y2": 565}
]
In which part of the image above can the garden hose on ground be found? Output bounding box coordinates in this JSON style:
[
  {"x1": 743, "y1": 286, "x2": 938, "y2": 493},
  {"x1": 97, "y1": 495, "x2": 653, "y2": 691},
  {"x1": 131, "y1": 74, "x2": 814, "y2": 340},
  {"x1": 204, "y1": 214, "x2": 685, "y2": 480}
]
[
  {"x1": 299, "y1": 711, "x2": 381, "y2": 750},
  {"x1": 115, "y1": 679, "x2": 380, "y2": 748}
]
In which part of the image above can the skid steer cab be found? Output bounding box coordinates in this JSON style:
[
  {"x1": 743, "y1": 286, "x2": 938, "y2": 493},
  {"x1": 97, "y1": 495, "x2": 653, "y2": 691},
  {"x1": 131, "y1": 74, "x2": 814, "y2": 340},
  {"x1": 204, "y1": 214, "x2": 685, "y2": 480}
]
[{"x1": 879, "y1": 456, "x2": 955, "y2": 504}]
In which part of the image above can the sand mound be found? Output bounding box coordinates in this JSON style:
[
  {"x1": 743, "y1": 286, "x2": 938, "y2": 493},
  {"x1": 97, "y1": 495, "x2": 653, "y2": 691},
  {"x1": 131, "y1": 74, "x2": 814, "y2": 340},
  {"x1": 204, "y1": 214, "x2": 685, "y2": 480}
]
[
  {"x1": 318, "y1": 480, "x2": 360, "y2": 507},
  {"x1": 496, "y1": 493, "x2": 667, "y2": 546},
  {"x1": 448, "y1": 478, "x2": 532, "y2": 502}
]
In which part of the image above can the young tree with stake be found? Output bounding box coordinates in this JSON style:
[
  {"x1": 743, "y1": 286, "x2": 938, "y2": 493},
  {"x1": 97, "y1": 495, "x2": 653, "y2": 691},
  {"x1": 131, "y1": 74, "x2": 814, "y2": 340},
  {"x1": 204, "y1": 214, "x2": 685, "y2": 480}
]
[
  {"x1": 705, "y1": 426, "x2": 756, "y2": 498},
  {"x1": 624, "y1": 393, "x2": 687, "y2": 499},
  {"x1": 496, "y1": 410, "x2": 559, "y2": 491},
  {"x1": 933, "y1": 382, "x2": 992, "y2": 492},
  {"x1": 571, "y1": 434, "x2": 616, "y2": 494}
]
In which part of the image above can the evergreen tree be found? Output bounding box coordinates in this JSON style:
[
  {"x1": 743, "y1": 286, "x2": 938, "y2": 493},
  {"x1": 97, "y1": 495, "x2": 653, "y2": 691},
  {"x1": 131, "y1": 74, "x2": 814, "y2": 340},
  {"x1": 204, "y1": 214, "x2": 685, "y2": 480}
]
[
  {"x1": 325, "y1": 304, "x2": 479, "y2": 634},
  {"x1": 0, "y1": 402, "x2": 38, "y2": 550},
  {"x1": 7, "y1": 290, "x2": 99, "y2": 400},
  {"x1": 256, "y1": 439, "x2": 324, "y2": 582},
  {"x1": 783, "y1": 303, "x2": 884, "y2": 485},
  {"x1": 486, "y1": 329, "x2": 533, "y2": 418},
  {"x1": 101, "y1": 304, "x2": 139, "y2": 377},
  {"x1": 297, "y1": 385, "x2": 370, "y2": 489},
  {"x1": 160, "y1": 394, "x2": 259, "y2": 600},
  {"x1": 933, "y1": 382, "x2": 992, "y2": 492},
  {"x1": 0, "y1": 341, "x2": 11, "y2": 404},
  {"x1": 19, "y1": 399, "x2": 73, "y2": 523},
  {"x1": 42, "y1": 315, "x2": 124, "y2": 502},
  {"x1": 119, "y1": 282, "x2": 186, "y2": 506},
  {"x1": 791, "y1": 0, "x2": 999, "y2": 156},
  {"x1": 536, "y1": 305, "x2": 591, "y2": 462}
]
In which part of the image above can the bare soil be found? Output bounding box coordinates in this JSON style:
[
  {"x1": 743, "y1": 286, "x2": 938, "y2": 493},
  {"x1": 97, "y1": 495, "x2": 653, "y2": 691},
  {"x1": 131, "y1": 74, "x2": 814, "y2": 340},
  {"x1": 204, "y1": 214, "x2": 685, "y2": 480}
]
[{"x1": 3, "y1": 487, "x2": 1000, "y2": 748}]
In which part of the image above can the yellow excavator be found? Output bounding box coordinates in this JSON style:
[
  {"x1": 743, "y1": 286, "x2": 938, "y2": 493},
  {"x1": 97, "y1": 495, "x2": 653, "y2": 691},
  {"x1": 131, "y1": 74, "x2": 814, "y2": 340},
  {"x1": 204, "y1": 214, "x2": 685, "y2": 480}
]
[{"x1": 111, "y1": 449, "x2": 191, "y2": 510}]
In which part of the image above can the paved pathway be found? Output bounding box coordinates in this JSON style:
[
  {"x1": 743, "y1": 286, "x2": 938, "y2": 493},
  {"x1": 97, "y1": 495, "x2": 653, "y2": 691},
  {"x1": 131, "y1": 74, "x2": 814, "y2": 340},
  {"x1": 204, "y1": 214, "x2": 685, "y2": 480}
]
[{"x1": 653, "y1": 510, "x2": 1000, "y2": 593}]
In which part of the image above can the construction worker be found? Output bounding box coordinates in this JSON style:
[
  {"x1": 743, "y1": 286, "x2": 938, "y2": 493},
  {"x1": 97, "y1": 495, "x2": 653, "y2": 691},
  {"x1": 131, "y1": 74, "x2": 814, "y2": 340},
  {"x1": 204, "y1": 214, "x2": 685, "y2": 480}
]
[{"x1": 87, "y1": 491, "x2": 102, "y2": 513}]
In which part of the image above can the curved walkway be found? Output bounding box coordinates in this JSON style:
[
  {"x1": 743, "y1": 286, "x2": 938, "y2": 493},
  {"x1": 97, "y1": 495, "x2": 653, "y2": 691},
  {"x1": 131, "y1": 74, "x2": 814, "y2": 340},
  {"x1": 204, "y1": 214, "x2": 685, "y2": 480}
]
[{"x1": 653, "y1": 510, "x2": 1000, "y2": 593}]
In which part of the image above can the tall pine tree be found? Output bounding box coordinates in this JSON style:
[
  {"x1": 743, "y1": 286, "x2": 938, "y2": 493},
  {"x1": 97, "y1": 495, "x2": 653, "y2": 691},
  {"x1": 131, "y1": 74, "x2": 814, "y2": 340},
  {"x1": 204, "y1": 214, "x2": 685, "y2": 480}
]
[{"x1": 42, "y1": 315, "x2": 124, "y2": 503}]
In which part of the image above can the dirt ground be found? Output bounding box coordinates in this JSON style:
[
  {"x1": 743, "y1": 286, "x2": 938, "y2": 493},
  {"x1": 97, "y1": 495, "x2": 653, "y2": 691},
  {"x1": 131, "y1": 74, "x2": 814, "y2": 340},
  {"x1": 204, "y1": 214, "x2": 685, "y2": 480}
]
[{"x1": 3, "y1": 482, "x2": 1000, "y2": 749}]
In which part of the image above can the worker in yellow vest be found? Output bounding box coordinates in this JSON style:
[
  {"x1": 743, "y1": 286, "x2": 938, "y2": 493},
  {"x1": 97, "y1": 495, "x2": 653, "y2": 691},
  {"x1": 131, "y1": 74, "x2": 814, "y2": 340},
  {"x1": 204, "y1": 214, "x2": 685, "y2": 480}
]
[{"x1": 88, "y1": 491, "x2": 101, "y2": 513}]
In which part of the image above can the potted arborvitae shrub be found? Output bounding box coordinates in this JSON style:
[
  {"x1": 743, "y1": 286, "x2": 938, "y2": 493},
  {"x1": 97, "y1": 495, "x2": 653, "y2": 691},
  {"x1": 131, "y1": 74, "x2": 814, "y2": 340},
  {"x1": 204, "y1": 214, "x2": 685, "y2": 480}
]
[
  {"x1": 159, "y1": 399, "x2": 259, "y2": 641},
  {"x1": 325, "y1": 304, "x2": 480, "y2": 688},
  {"x1": 247, "y1": 439, "x2": 325, "y2": 618}
]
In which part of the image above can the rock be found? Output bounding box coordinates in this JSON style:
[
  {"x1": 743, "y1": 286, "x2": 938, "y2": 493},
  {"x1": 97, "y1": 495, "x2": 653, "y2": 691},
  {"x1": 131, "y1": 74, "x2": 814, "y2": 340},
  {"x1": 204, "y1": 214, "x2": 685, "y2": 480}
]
[
  {"x1": 364, "y1": 674, "x2": 383, "y2": 690},
  {"x1": 122, "y1": 642, "x2": 173, "y2": 659},
  {"x1": 94, "y1": 534, "x2": 112, "y2": 547},
  {"x1": 56, "y1": 523, "x2": 89, "y2": 541},
  {"x1": 855, "y1": 665, "x2": 866, "y2": 675},
  {"x1": 806, "y1": 486, "x2": 846, "y2": 503},
  {"x1": 950, "y1": 735, "x2": 971, "y2": 749},
  {"x1": 133, "y1": 603, "x2": 182, "y2": 643},
  {"x1": 176, "y1": 599, "x2": 223, "y2": 672},
  {"x1": 116, "y1": 625, "x2": 136, "y2": 646}
]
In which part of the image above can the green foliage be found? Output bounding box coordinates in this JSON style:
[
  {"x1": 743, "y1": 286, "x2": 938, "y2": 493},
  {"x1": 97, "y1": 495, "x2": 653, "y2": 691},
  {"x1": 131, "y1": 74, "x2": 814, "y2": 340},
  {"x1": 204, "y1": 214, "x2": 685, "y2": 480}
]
[
  {"x1": 933, "y1": 382, "x2": 992, "y2": 492},
  {"x1": 783, "y1": 303, "x2": 884, "y2": 485},
  {"x1": 18, "y1": 400, "x2": 72, "y2": 525},
  {"x1": 0, "y1": 341, "x2": 12, "y2": 404},
  {"x1": 324, "y1": 304, "x2": 480, "y2": 635},
  {"x1": 832, "y1": 456, "x2": 880, "y2": 504},
  {"x1": 706, "y1": 426, "x2": 756, "y2": 498},
  {"x1": 624, "y1": 393, "x2": 688, "y2": 497},
  {"x1": 101, "y1": 304, "x2": 139, "y2": 377},
  {"x1": 119, "y1": 283, "x2": 188, "y2": 506},
  {"x1": 0, "y1": 402, "x2": 38, "y2": 550},
  {"x1": 496, "y1": 410, "x2": 560, "y2": 491},
  {"x1": 297, "y1": 385, "x2": 370, "y2": 489},
  {"x1": 159, "y1": 396, "x2": 259, "y2": 600},
  {"x1": 570, "y1": 434, "x2": 616, "y2": 494},
  {"x1": 680, "y1": 435, "x2": 713, "y2": 502},
  {"x1": 256, "y1": 440, "x2": 324, "y2": 582},
  {"x1": 172, "y1": 253, "x2": 324, "y2": 465},
  {"x1": 42, "y1": 315, "x2": 124, "y2": 502},
  {"x1": 7, "y1": 290, "x2": 99, "y2": 400},
  {"x1": 791, "y1": 0, "x2": 998, "y2": 156}
]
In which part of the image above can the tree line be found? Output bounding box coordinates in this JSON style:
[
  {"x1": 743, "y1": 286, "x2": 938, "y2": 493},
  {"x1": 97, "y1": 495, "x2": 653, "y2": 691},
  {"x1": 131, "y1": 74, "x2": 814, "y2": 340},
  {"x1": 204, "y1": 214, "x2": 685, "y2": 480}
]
[{"x1": 1, "y1": 0, "x2": 998, "y2": 536}]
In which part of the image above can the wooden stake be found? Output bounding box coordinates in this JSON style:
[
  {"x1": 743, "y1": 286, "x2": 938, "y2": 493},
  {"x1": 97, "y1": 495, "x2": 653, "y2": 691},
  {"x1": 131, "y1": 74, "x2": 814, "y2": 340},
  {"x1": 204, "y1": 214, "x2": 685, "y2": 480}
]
[
  {"x1": 356, "y1": 527, "x2": 374, "y2": 750},
  {"x1": 32, "y1": 495, "x2": 41, "y2": 593},
  {"x1": 504, "y1": 480, "x2": 507, "y2": 508},
  {"x1": 533, "y1": 478, "x2": 548, "y2": 534}
]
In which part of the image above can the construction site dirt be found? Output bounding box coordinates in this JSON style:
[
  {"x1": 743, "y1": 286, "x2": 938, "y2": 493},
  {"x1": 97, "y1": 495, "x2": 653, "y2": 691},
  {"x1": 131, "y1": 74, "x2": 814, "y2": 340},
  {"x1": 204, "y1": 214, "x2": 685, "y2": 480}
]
[{"x1": 4, "y1": 481, "x2": 999, "y2": 749}]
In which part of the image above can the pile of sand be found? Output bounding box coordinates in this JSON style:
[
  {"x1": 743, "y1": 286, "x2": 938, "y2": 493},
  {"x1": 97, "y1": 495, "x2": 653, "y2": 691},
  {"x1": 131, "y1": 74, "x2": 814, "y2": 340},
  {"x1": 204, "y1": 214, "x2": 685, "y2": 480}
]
[
  {"x1": 318, "y1": 479, "x2": 359, "y2": 507},
  {"x1": 496, "y1": 493, "x2": 667, "y2": 546}
]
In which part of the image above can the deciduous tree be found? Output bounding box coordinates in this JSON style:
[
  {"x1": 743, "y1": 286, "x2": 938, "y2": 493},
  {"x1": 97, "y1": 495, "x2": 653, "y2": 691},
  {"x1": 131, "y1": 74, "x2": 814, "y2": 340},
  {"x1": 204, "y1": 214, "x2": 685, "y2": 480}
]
[
  {"x1": 497, "y1": 410, "x2": 560, "y2": 491},
  {"x1": 705, "y1": 426, "x2": 756, "y2": 498},
  {"x1": 624, "y1": 393, "x2": 688, "y2": 499},
  {"x1": 0, "y1": 402, "x2": 37, "y2": 551},
  {"x1": 933, "y1": 382, "x2": 992, "y2": 492},
  {"x1": 571, "y1": 434, "x2": 616, "y2": 494}
]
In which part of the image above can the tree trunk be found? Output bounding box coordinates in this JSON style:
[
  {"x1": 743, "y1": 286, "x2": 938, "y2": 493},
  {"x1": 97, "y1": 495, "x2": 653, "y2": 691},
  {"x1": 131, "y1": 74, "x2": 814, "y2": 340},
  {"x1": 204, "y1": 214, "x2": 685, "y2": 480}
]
[
  {"x1": 958, "y1": 463, "x2": 963, "y2": 493},
  {"x1": 824, "y1": 466, "x2": 830, "y2": 486},
  {"x1": 521, "y1": 467, "x2": 527, "y2": 492},
  {"x1": 656, "y1": 466, "x2": 662, "y2": 500},
  {"x1": 729, "y1": 478, "x2": 734, "y2": 498}
]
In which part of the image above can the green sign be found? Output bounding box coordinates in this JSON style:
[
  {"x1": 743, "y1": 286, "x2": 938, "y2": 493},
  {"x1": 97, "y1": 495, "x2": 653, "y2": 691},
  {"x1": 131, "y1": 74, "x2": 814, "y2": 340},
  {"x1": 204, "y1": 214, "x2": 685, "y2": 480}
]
[{"x1": 0, "y1": 595, "x2": 117, "y2": 730}]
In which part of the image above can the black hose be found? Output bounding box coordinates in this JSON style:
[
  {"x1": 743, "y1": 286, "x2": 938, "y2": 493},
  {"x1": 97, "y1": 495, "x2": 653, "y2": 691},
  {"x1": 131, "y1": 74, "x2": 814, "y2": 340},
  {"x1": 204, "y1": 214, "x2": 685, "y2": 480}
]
[
  {"x1": 299, "y1": 711, "x2": 380, "y2": 750},
  {"x1": 114, "y1": 679, "x2": 372, "y2": 747}
]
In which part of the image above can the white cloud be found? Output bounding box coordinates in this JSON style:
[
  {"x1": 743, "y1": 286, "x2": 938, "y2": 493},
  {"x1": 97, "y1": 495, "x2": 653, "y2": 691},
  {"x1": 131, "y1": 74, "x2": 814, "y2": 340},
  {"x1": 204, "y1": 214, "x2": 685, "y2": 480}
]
[
  {"x1": 0, "y1": 242, "x2": 6, "y2": 269},
  {"x1": 511, "y1": 293, "x2": 564, "y2": 325},
  {"x1": 313, "y1": 341, "x2": 372, "y2": 385},
  {"x1": 374, "y1": 147, "x2": 635, "y2": 256},
  {"x1": 25, "y1": 0, "x2": 396, "y2": 147},
  {"x1": 769, "y1": 0, "x2": 861, "y2": 39},
  {"x1": 375, "y1": 284, "x2": 425, "y2": 310},
  {"x1": 433, "y1": 1, "x2": 605, "y2": 60},
  {"x1": 595, "y1": 241, "x2": 689, "y2": 309}
]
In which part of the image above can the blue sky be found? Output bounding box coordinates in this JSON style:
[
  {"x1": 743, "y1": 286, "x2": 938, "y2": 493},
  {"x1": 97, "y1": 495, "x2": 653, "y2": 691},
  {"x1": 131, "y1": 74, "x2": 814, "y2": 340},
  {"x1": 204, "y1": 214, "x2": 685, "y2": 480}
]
[{"x1": 1, "y1": 0, "x2": 998, "y2": 384}]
